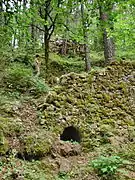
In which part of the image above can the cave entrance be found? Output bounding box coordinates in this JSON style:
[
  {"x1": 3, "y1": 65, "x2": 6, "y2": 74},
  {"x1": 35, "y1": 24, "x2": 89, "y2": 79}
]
[{"x1": 60, "y1": 126, "x2": 81, "y2": 143}]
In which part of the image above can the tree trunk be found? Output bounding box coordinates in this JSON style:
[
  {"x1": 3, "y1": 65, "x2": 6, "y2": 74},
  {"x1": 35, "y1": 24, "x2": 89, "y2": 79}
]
[
  {"x1": 31, "y1": 23, "x2": 35, "y2": 47},
  {"x1": 61, "y1": 39, "x2": 68, "y2": 55},
  {"x1": 81, "y1": 3, "x2": 91, "y2": 72},
  {"x1": 44, "y1": 29, "x2": 49, "y2": 70},
  {"x1": 0, "y1": 2, "x2": 3, "y2": 26},
  {"x1": 23, "y1": 0, "x2": 27, "y2": 10},
  {"x1": 44, "y1": 0, "x2": 51, "y2": 70},
  {"x1": 84, "y1": 43, "x2": 91, "y2": 72},
  {"x1": 13, "y1": 32, "x2": 16, "y2": 48},
  {"x1": 30, "y1": 0, "x2": 35, "y2": 51},
  {"x1": 103, "y1": 28, "x2": 115, "y2": 64},
  {"x1": 99, "y1": 4, "x2": 115, "y2": 65}
]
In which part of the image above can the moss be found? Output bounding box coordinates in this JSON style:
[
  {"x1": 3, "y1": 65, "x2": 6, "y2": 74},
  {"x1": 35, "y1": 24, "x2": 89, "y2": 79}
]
[
  {"x1": 117, "y1": 82, "x2": 128, "y2": 94},
  {"x1": 54, "y1": 100, "x2": 61, "y2": 108},
  {"x1": 100, "y1": 124, "x2": 115, "y2": 136},
  {"x1": 103, "y1": 93, "x2": 111, "y2": 102},
  {"x1": 102, "y1": 119, "x2": 115, "y2": 126},
  {"x1": 0, "y1": 117, "x2": 9, "y2": 134},
  {"x1": 18, "y1": 61, "x2": 135, "y2": 155},
  {"x1": 21, "y1": 132, "x2": 54, "y2": 157},
  {"x1": 53, "y1": 85, "x2": 66, "y2": 94},
  {"x1": 0, "y1": 117, "x2": 23, "y2": 136},
  {"x1": 87, "y1": 74, "x2": 94, "y2": 84},
  {"x1": 0, "y1": 131, "x2": 9, "y2": 155},
  {"x1": 96, "y1": 94, "x2": 103, "y2": 99},
  {"x1": 118, "y1": 143, "x2": 135, "y2": 160},
  {"x1": 124, "y1": 118, "x2": 134, "y2": 126}
]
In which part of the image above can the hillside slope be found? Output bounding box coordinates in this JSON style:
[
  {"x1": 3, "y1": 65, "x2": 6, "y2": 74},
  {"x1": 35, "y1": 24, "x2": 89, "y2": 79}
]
[{"x1": 0, "y1": 60, "x2": 135, "y2": 179}]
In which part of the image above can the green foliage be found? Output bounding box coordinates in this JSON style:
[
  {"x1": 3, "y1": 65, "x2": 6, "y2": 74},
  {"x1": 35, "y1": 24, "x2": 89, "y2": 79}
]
[
  {"x1": 90, "y1": 156, "x2": 124, "y2": 179},
  {"x1": 30, "y1": 77, "x2": 50, "y2": 95},
  {"x1": 0, "y1": 116, "x2": 24, "y2": 155},
  {"x1": 2, "y1": 63, "x2": 50, "y2": 95},
  {"x1": 116, "y1": 50, "x2": 135, "y2": 61},
  {"x1": 4, "y1": 63, "x2": 33, "y2": 90},
  {"x1": 50, "y1": 53, "x2": 84, "y2": 73},
  {"x1": 23, "y1": 161, "x2": 47, "y2": 180},
  {"x1": 113, "y1": 2, "x2": 135, "y2": 51},
  {"x1": 0, "y1": 152, "x2": 50, "y2": 180},
  {"x1": 56, "y1": 172, "x2": 69, "y2": 180},
  {"x1": 0, "y1": 26, "x2": 12, "y2": 55},
  {"x1": 11, "y1": 53, "x2": 33, "y2": 66}
]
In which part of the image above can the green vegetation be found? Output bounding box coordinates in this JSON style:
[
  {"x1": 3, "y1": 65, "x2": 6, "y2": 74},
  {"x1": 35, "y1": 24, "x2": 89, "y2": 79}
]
[
  {"x1": 0, "y1": 60, "x2": 135, "y2": 179},
  {"x1": 1, "y1": 63, "x2": 50, "y2": 95},
  {"x1": 0, "y1": 152, "x2": 53, "y2": 180},
  {"x1": 0, "y1": 0, "x2": 135, "y2": 179},
  {"x1": 56, "y1": 172, "x2": 69, "y2": 180},
  {"x1": 91, "y1": 156, "x2": 125, "y2": 179}
]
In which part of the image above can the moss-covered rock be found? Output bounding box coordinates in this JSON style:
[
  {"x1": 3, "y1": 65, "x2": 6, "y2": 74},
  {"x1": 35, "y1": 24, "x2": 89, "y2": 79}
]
[
  {"x1": 19, "y1": 131, "x2": 55, "y2": 158},
  {"x1": 0, "y1": 116, "x2": 24, "y2": 155}
]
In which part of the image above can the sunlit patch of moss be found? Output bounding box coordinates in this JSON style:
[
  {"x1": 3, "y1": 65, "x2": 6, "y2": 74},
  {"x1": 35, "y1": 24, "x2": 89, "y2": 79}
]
[
  {"x1": 20, "y1": 131, "x2": 55, "y2": 158},
  {"x1": 102, "y1": 119, "x2": 115, "y2": 126},
  {"x1": 0, "y1": 117, "x2": 23, "y2": 136},
  {"x1": 103, "y1": 93, "x2": 111, "y2": 102},
  {"x1": 117, "y1": 82, "x2": 128, "y2": 94}
]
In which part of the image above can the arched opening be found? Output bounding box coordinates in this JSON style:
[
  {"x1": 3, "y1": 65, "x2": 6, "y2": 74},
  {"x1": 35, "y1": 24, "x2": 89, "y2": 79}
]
[{"x1": 60, "y1": 126, "x2": 81, "y2": 143}]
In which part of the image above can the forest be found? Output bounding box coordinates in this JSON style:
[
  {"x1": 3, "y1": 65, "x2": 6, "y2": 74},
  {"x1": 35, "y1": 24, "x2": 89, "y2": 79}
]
[{"x1": 0, "y1": 0, "x2": 135, "y2": 180}]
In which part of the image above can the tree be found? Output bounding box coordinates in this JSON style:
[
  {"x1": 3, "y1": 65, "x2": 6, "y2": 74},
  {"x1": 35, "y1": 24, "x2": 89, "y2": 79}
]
[
  {"x1": 55, "y1": 0, "x2": 91, "y2": 71},
  {"x1": 81, "y1": 1, "x2": 91, "y2": 72},
  {"x1": 29, "y1": 0, "x2": 62, "y2": 69},
  {"x1": 97, "y1": 0, "x2": 115, "y2": 65},
  {"x1": 113, "y1": 1, "x2": 135, "y2": 52}
]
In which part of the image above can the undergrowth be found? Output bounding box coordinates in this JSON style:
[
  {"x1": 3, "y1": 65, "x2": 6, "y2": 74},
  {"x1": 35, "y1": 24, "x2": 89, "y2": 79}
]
[{"x1": 1, "y1": 63, "x2": 50, "y2": 96}]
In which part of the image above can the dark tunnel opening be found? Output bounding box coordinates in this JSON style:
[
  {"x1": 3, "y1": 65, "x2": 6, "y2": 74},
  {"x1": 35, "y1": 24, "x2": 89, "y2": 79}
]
[{"x1": 60, "y1": 126, "x2": 81, "y2": 143}]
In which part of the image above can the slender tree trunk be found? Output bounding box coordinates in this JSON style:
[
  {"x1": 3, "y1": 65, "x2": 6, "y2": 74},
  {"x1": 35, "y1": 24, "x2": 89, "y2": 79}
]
[
  {"x1": 31, "y1": 23, "x2": 35, "y2": 40},
  {"x1": 4, "y1": 2, "x2": 8, "y2": 25},
  {"x1": 0, "y1": 2, "x2": 3, "y2": 26},
  {"x1": 23, "y1": 0, "x2": 27, "y2": 10},
  {"x1": 61, "y1": 39, "x2": 68, "y2": 55},
  {"x1": 30, "y1": 0, "x2": 35, "y2": 50},
  {"x1": 0, "y1": 2, "x2": 2, "y2": 11},
  {"x1": 81, "y1": 3, "x2": 91, "y2": 72},
  {"x1": 72, "y1": 41, "x2": 77, "y2": 55},
  {"x1": 31, "y1": 23, "x2": 35, "y2": 48},
  {"x1": 44, "y1": 0, "x2": 51, "y2": 70},
  {"x1": 44, "y1": 28, "x2": 49, "y2": 70},
  {"x1": 13, "y1": 32, "x2": 16, "y2": 48},
  {"x1": 99, "y1": 5, "x2": 115, "y2": 65}
]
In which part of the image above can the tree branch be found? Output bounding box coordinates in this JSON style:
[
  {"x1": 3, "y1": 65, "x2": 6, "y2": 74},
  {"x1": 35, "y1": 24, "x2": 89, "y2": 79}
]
[
  {"x1": 57, "y1": 23, "x2": 76, "y2": 35},
  {"x1": 48, "y1": 14, "x2": 58, "y2": 40},
  {"x1": 32, "y1": 24, "x2": 45, "y2": 32}
]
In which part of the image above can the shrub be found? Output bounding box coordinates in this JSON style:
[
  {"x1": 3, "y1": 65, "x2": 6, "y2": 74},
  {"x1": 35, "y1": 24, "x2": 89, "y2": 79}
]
[
  {"x1": 0, "y1": 151, "x2": 48, "y2": 180},
  {"x1": 30, "y1": 77, "x2": 50, "y2": 95},
  {"x1": 2, "y1": 63, "x2": 50, "y2": 95},
  {"x1": 90, "y1": 156, "x2": 124, "y2": 179},
  {"x1": 11, "y1": 53, "x2": 33, "y2": 66}
]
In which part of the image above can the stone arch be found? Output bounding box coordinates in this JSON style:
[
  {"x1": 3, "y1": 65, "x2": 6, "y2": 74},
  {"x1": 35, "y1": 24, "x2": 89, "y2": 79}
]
[{"x1": 60, "y1": 126, "x2": 81, "y2": 143}]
